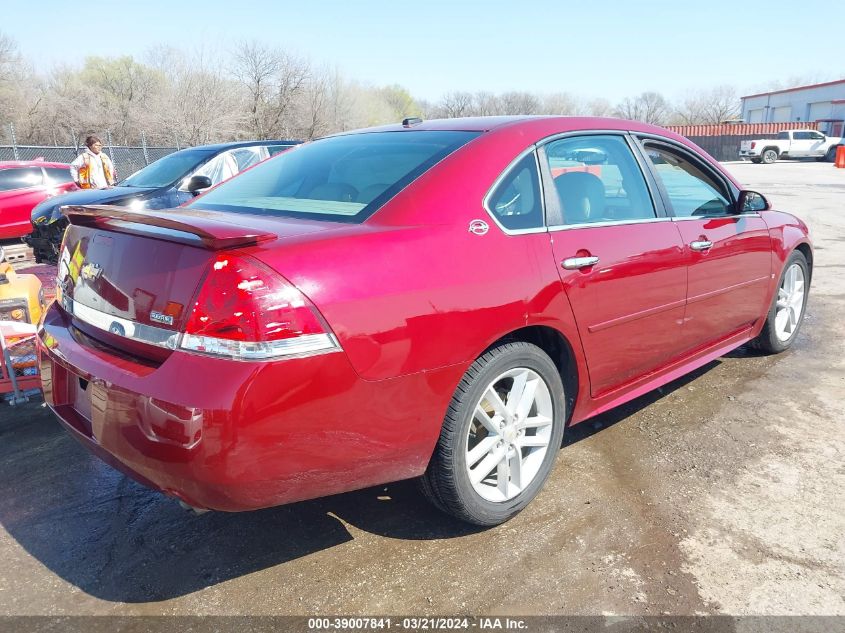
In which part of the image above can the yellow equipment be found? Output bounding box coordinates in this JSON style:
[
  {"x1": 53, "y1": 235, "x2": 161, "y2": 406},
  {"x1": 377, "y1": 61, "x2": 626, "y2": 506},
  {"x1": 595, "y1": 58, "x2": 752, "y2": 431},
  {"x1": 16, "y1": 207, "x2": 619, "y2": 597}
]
[{"x1": 0, "y1": 256, "x2": 45, "y2": 326}]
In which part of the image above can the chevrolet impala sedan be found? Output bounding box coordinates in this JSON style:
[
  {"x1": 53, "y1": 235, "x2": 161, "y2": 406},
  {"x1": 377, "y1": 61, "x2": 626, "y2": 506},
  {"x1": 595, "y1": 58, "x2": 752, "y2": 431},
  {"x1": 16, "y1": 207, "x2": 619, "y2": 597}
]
[{"x1": 38, "y1": 117, "x2": 812, "y2": 526}]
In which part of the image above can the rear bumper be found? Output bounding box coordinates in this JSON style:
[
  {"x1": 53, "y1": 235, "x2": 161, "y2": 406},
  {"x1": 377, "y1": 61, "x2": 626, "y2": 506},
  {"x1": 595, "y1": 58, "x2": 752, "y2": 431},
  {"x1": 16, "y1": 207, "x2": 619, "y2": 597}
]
[{"x1": 38, "y1": 303, "x2": 460, "y2": 511}]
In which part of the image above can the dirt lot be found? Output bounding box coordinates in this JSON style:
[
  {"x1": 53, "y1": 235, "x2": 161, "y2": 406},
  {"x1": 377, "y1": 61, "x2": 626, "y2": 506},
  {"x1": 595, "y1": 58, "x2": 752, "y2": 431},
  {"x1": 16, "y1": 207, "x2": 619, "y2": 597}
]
[{"x1": 0, "y1": 160, "x2": 843, "y2": 618}]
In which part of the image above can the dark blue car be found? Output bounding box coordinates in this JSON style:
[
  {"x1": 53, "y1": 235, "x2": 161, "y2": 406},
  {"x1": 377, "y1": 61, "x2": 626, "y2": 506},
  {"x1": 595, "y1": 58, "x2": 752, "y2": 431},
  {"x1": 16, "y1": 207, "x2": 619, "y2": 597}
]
[{"x1": 25, "y1": 140, "x2": 298, "y2": 263}]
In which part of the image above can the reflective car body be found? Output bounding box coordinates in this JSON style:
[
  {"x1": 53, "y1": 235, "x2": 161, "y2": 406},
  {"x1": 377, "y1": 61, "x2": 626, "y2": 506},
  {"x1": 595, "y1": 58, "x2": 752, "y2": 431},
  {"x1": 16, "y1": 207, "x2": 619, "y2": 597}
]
[
  {"x1": 25, "y1": 140, "x2": 299, "y2": 262},
  {"x1": 38, "y1": 117, "x2": 811, "y2": 515},
  {"x1": 0, "y1": 161, "x2": 76, "y2": 239}
]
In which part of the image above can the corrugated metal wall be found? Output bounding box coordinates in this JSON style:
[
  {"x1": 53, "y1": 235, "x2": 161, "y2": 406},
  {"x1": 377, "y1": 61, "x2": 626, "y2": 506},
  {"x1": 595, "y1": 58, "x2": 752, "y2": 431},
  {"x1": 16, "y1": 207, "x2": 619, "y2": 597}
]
[{"x1": 665, "y1": 121, "x2": 819, "y2": 137}]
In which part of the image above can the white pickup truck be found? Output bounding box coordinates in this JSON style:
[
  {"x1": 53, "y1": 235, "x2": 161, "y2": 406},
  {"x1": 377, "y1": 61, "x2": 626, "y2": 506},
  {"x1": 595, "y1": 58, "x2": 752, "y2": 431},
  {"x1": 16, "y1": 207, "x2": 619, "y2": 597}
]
[{"x1": 739, "y1": 129, "x2": 842, "y2": 164}]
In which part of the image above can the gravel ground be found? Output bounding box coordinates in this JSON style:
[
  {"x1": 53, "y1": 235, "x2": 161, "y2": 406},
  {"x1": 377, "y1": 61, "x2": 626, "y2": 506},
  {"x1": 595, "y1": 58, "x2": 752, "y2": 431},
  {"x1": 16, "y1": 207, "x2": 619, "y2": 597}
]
[{"x1": 0, "y1": 160, "x2": 842, "y2": 618}]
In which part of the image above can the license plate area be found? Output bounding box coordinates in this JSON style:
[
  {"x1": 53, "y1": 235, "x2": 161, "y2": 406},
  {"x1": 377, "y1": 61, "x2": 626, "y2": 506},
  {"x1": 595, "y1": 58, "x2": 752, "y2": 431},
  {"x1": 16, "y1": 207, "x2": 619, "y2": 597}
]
[{"x1": 72, "y1": 374, "x2": 93, "y2": 424}]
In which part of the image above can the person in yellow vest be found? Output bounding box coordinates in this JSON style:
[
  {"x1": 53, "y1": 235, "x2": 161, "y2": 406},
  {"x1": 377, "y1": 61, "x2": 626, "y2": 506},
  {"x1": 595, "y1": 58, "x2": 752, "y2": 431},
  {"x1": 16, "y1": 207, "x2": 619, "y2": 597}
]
[{"x1": 70, "y1": 135, "x2": 116, "y2": 189}]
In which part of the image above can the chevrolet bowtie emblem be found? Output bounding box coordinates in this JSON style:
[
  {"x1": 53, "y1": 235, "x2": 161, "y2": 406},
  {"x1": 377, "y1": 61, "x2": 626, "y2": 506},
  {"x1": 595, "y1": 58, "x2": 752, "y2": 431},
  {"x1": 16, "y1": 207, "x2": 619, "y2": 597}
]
[{"x1": 80, "y1": 262, "x2": 102, "y2": 280}]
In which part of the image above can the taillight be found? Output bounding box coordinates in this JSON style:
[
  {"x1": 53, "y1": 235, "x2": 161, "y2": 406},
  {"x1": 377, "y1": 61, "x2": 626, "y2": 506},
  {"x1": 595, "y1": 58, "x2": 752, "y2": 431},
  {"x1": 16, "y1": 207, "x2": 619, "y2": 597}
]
[
  {"x1": 180, "y1": 253, "x2": 339, "y2": 360},
  {"x1": 750, "y1": 142, "x2": 756, "y2": 149}
]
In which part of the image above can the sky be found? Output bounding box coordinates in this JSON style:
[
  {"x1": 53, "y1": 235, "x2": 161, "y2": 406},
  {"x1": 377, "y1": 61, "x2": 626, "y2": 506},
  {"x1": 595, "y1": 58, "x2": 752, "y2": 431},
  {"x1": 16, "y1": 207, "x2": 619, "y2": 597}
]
[{"x1": 5, "y1": 0, "x2": 844, "y2": 103}]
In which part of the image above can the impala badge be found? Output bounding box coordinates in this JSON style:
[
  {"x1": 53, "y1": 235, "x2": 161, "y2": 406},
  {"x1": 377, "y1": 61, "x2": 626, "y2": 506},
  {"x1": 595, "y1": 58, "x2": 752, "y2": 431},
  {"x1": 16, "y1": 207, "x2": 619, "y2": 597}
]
[
  {"x1": 469, "y1": 219, "x2": 489, "y2": 235},
  {"x1": 150, "y1": 311, "x2": 174, "y2": 326}
]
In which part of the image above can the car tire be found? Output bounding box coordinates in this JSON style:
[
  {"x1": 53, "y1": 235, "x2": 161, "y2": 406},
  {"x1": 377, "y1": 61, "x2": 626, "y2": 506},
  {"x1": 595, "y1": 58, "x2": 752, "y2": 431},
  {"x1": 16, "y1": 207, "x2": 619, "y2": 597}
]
[
  {"x1": 748, "y1": 250, "x2": 809, "y2": 354},
  {"x1": 761, "y1": 148, "x2": 778, "y2": 164},
  {"x1": 420, "y1": 341, "x2": 566, "y2": 526},
  {"x1": 750, "y1": 158, "x2": 762, "y2": 164},
  {"x1": 825, "y1": 146, "x2": 838, "y2": 163}
]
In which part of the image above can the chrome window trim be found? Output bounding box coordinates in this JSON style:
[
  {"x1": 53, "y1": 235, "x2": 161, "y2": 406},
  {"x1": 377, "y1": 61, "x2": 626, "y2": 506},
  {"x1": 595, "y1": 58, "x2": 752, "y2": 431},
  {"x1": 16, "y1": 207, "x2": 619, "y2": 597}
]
[
  {"x1": 547, "y1": 216, "x2": 674, "y2": 232},
  {"x1": 670, "y1": 213, "x2": 761, "y2": 222},
  {"x1": 482, "y1": 146, "x2": 549, "y2": 236}
]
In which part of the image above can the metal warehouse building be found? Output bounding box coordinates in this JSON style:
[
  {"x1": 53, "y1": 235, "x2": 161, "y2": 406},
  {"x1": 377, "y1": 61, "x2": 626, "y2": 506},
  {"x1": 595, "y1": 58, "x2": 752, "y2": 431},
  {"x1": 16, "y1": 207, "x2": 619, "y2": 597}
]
[{"x1": 741, "y1": 79, "x2": 845, "y2": 136}]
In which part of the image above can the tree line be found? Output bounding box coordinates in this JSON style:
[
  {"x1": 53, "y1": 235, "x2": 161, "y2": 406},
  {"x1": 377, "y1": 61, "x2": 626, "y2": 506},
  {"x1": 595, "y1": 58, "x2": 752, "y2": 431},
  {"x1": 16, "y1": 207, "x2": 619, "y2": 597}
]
[{"x1": 0, "y1": 30, "x2": 787, "y2": 148}]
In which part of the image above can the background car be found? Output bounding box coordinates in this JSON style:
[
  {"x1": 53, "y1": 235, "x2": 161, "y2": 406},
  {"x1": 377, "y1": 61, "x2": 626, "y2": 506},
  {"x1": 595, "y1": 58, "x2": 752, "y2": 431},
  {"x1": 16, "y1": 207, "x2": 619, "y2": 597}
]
[
  {"x1": 38, "y1": 117, "x2": 811, "y2": 526},
  {"x1": 24, "y1": 140, "x2": 299, "y2": 262},
  {"x1": 0, "y1": 160, "x2": 76, "y2": 240}
]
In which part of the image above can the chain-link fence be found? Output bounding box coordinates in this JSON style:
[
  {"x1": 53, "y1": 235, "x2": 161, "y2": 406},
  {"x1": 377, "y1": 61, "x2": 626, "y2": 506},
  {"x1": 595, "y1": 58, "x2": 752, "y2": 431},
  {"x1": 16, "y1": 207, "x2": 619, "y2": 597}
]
[
  {"x1": 0, "y1": 144, "x2": 179, "y2": 180},
  {"x1": 1, "y1": 124, "x2": 180, "y2": 179}
]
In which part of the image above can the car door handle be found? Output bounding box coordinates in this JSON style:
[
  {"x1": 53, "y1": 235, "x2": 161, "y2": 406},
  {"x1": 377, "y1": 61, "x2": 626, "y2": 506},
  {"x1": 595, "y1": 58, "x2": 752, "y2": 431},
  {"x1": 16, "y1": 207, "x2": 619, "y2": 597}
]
[
  {"x1": 562, "y1": 256, "x2": 599, "y2": 270},
  {"x1": 690, "y1": 240, "x2": 713, "y2": 251}
]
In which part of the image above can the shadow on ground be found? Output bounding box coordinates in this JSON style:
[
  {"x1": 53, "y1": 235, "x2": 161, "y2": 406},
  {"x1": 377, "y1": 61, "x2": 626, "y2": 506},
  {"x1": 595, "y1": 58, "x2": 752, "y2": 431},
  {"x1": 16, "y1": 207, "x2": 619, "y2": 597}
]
[{"x1": 0, "y1": 359, "x2": 722, "y2": 604}]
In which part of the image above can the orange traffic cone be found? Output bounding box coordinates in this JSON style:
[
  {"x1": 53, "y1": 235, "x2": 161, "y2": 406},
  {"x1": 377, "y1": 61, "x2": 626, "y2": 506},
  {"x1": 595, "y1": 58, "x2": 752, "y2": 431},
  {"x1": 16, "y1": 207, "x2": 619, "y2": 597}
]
[{"x1": 836, "y1": 146, "x2": 845, "y2": 168}]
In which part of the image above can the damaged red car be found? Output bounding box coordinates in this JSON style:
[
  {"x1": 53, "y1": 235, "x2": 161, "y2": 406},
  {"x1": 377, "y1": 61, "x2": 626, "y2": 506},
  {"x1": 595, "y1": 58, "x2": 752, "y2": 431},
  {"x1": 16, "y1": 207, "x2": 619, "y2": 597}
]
[{"x1": 38, "y1": 117, "x2": 812, "y2": 525}]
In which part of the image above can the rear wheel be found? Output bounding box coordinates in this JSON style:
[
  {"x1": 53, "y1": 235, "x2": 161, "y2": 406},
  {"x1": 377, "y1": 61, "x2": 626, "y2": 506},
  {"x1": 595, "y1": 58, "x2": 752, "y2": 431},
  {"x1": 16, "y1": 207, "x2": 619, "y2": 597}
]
[
  {"x1": 748, "y1": 251, "x2": 809, "y2": 354},
  {"x1": 761, "y1": 148, "x2": 778, "y2": 164},
  {"x1": 420, "y1": 342, "x2": 566, "y2": 526}
]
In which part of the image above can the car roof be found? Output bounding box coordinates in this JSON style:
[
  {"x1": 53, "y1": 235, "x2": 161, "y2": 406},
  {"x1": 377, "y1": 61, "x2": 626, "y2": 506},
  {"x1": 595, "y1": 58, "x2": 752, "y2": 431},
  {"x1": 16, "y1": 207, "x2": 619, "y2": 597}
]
[
  {"x1": 333, "y1": 115, "x2": 689, "y2": 141},
  {"x1": 0, "y1": 160, "x2": 71, "y2": 169}
]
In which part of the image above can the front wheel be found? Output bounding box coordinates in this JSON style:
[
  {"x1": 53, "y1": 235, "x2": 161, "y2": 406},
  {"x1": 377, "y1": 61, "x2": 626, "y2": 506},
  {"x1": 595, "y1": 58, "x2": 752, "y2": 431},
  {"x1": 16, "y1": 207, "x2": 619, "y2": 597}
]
[
  {"x1": 420, "y1": 342, "x2": 566, "y2": 526},
  {"x1": 825, "y1": 146, "x2": 838, "y2": 163},
  {"x1": 748, "y1": 251, "x2": 809, "y2": 354}
]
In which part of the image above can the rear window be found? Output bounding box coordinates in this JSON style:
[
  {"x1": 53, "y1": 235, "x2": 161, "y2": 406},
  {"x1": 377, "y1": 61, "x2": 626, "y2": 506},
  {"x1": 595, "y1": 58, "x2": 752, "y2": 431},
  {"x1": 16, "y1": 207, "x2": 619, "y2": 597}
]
[
  {"x1": 188, "y1": 131, "x2": 480, "y2": 222},
  {"x1": 44, "y1": 167, "x2": 73, "y2": 184},
  {"x1": 121, "y1": 149, "x2": 214, "y2": 188}
]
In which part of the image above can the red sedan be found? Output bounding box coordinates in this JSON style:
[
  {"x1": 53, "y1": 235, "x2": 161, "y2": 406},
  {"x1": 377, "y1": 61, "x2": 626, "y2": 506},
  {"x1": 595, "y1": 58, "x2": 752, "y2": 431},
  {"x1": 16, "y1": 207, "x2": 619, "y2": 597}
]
[
  {"x1": 38, "y1": 117, "x2": 812, "y2": 525},
  {"x1": 0, "y1": 161, "x2": 76, "y2": 239}
]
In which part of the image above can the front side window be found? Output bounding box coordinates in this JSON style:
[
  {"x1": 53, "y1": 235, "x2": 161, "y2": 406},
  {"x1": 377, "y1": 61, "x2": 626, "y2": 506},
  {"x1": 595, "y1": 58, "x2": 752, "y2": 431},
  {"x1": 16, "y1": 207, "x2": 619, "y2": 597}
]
[
  {"x1": 809, "y1": 131, "x2": 825, "y2": 140},
  {"x1": 486, "y1": 153, "x2": 543, "y2": 231},
  {"x1": 543, "y1": 135, "x2": 655, "y2": 225},
  {"x1": 189, "y1": 131, "x2": 480, "y2": 222},
  {"x1": 0, "y1": 167, "x2": 42, "y2": 191},
  {"x1": 643, "y1": 144, "x2": 732, "y2": 217}
]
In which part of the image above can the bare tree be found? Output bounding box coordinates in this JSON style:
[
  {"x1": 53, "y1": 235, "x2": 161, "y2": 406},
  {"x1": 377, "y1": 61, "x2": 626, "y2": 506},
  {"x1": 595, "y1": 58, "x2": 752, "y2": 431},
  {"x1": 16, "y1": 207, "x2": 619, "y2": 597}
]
[
  {"x1": 539, "y1": 92, "x2": 582, "y2": 115},
  {"x1": 587, "y1": 98, "x2": 613, "y2": 117},
  {"x1": 232, "y1": 40, "x2": 310, "y2": 139},
  {"x1": 614, "y1": 91, "x2": 670, "y2": 125},
  {"x1": 674, "y1": 85, "x2": 740, "y2": 124},
  {"x1": 145, "y1": 47, "x2": 242, "y2": 146},
  {"x1": 496, "y1": 91, "x2": 540, "y2": 115},
  {"x1": 439, "y1": 91, "x2": 473, "y2": 118}
]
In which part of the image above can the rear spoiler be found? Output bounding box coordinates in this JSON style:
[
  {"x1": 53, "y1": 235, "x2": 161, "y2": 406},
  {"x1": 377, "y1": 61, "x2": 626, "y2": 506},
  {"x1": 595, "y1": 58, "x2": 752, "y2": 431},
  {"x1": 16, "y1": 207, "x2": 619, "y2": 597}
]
[{"x1": 62, "y1": 205, "x2": 277, "y2": 250}]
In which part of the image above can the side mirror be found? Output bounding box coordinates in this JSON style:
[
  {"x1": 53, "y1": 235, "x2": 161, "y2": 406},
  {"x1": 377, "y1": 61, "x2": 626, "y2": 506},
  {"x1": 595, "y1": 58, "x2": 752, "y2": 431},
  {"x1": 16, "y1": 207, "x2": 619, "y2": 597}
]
[
  {"x1": 183, "y1": 175, "x2": 213, "y2": 196},
  {"x1": 738, "y1": 190, "x2": 770, "y2": 213}
]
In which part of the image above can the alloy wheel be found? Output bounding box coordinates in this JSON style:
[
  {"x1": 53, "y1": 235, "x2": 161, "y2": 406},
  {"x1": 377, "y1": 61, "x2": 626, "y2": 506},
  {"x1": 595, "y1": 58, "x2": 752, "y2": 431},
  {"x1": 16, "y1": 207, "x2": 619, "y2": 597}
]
[
  {"x1": 465, "y1": 367, "x2": 554, "y2": 502},
  {"x1": 775, "y1": 262, "x2": 805, "y2": 342}
]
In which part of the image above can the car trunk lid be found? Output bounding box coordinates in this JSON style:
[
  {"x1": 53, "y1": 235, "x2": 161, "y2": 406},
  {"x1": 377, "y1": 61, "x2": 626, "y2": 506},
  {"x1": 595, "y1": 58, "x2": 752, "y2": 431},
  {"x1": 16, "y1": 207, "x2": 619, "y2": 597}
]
[{"x1": 57, "y1": 205, "x2": 335, "y2": 361}]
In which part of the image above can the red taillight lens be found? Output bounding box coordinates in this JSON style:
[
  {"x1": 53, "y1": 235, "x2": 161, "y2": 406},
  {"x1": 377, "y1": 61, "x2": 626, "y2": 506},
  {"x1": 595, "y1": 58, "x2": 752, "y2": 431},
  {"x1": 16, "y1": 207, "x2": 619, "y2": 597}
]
[
  {"x1": 750, "y1": 142, "x2": 756, "y2": 149},
  {"x1": 181, "y1": 254, "x2": 339, "y2": 359}
]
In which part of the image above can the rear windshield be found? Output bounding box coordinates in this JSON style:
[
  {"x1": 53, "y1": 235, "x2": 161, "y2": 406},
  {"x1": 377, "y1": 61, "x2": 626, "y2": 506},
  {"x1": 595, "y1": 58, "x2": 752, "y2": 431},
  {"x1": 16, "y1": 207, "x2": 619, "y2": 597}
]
[
  {"x1": 121, "y1": 149, "x2": 215, "y2": 188},
  {"x1": 187, "y1": 131, "x2": 480, "y2": 222}
]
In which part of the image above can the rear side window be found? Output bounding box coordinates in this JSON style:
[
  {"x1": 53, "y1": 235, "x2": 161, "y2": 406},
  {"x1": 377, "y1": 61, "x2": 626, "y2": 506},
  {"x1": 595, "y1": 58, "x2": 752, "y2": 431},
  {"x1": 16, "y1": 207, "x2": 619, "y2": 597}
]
[
  {"x1": 189, "y1": 131, "x2": 480, "y2": 222},
  {"x1": 486, "y1": 153, "x2": 543, "y2": 231},
  {"x1": 543, "y1": 135, "x2": 655, "y2": 225},
  {"x1": 643, "y1": 144, "x2": 732, "y2": 217},
  {"x1": 776, "y1": 131, "x2": 789, "y2": 140},
  {"x1": 44, "y1": 167, "x2": 73, "y2": 184},
  {"x1": 0, "y1": 167, "x2": 43, "y2": 191}
]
